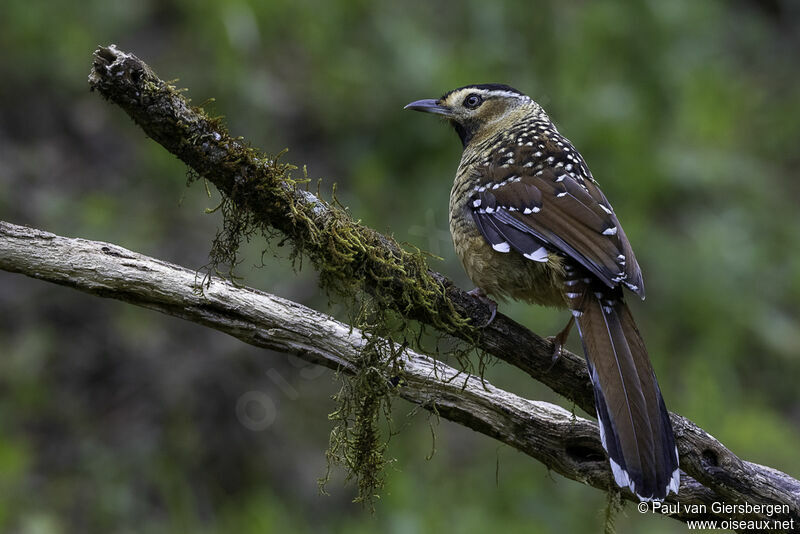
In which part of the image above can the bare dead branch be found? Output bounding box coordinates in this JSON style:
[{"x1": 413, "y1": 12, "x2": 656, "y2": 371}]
[{"x1": 1, "y1": 221, "x2": 798, "y2": 527}]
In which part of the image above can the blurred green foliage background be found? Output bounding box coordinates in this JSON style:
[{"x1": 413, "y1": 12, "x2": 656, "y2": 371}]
[{"x1": 1, "y1": 0, "x2": 799, "y2": 532}]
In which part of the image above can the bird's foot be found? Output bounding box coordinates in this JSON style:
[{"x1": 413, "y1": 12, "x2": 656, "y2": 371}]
[
  {"x1": 467, "y1": 287, "x2": 497, "y2": 327},
  {"x1": 545, "y1": 316, "x2": 575, "y2": 371}
]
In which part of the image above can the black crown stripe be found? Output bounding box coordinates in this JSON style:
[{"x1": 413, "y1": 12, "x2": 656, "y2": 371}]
[{"x1": 441, "y1": 84, "x2": 524, "y2": 100}]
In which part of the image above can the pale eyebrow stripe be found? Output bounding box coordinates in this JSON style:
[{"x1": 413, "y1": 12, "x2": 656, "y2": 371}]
[{"x1": 486, "y1": 90, "x2": 523, "y2": 98}]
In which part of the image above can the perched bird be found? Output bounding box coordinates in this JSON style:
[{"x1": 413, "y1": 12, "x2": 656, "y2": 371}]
[{"x1": 405, "y1": 84, "x2": 679, "y2": 501}]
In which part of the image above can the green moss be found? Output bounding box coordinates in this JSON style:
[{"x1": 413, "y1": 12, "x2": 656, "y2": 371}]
[{"x1": 157, "y1": 80, "x2": 482, "y2": 507}]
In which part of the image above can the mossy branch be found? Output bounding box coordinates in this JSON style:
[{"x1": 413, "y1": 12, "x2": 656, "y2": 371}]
[
  {"x1": 86, "y1": 45, "x2": 800, "y2": 523},
  {"x1": 87, "y1": 43, "x2": 592, "y2": 418}
]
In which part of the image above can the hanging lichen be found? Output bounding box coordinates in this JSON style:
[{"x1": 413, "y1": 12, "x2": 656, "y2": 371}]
[
  {"x1": 317, "y1": 310, "x2": 405, "y2": 509},
  {"x1": 604, "y1": 490, "x2": 623, "y2": 534}
]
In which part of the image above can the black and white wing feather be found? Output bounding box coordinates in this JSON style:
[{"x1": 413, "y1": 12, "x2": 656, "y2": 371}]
[{"x1": 469, "y1": 124, "x2": 644, "y2": 297}]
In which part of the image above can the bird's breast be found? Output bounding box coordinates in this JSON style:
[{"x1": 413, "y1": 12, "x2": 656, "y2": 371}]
[{"x1": 449, "y1": 162, "x2": 567, "y2": 308}]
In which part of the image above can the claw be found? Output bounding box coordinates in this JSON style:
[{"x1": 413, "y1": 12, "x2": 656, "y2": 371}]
[
  {"x1": 546, "y1": 315, "x2": 575, "y2": 371},
  {"x1": 545, "y1": 337, "x2": 563, "y2": 371},
  {"x1": 468, "y1": 287, "x2": 498, "y2": 327}
]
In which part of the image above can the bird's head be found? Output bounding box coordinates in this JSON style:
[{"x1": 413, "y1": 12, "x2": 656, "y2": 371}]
[{"x1": 405, "y1": 84, "x2": 539, "y2": 148}]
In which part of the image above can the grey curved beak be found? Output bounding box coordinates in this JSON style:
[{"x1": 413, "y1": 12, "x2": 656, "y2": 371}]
[{"x1": 404, "y1": 99, "x2": 452, "y2": 117}]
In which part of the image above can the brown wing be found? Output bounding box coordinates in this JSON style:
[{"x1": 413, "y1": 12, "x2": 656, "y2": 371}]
[{"x1": 470, "y1": 124, "x2": 644, "y2": 297}]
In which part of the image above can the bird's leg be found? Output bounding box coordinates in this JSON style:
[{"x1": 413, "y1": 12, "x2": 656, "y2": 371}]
[
  {"x1": 546, "y1": 315, "x2": 575, "y2": 370},
  {"x1": 467, "y1": 287, "x2": 497, "y2": 327}
]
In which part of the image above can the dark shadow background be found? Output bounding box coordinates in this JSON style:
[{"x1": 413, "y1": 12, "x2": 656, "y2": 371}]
[{"x1": 1, "y1": 1, "x2": 799, "y2": 532}]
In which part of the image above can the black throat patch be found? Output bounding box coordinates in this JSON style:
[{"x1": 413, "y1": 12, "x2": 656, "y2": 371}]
[{"x1": 451, "y1": 118, "x2": 479, "y2": 148}]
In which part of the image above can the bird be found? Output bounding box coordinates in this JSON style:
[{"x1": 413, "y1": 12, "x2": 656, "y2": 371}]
[{"x1": 405, "y1": 84, "x2": 679, "y2": 501}]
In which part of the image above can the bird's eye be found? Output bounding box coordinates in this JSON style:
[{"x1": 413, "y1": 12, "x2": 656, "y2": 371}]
[{"x1": 463, "y1": 94, "x2": 483, "y2": 109}]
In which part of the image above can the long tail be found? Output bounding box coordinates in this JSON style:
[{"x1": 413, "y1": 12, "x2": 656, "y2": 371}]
[{"x1": 566, "y1": 273, "x2": 680, "y2": 500}]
